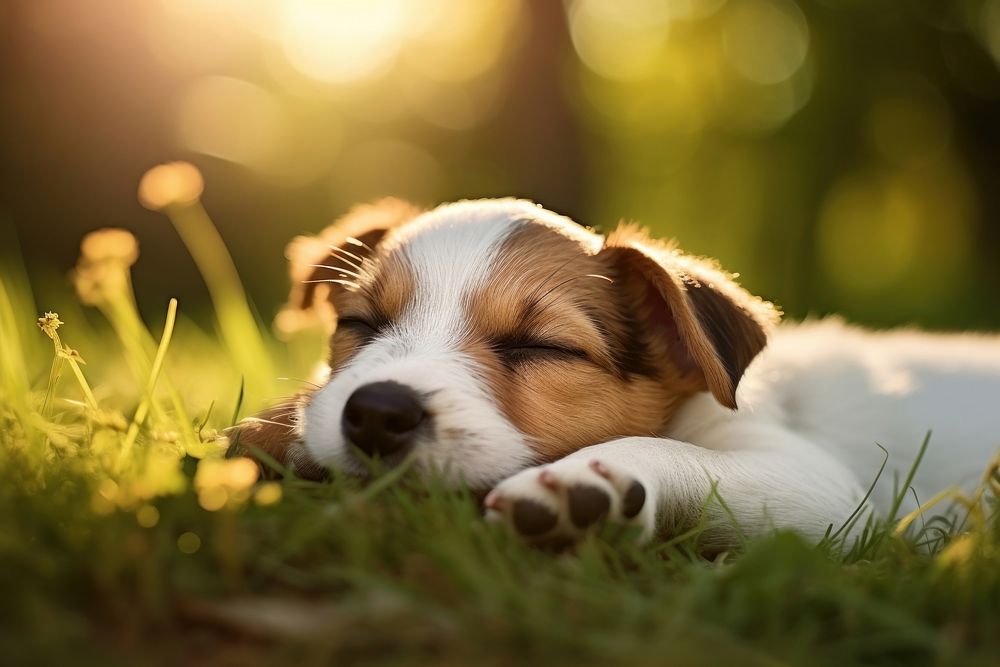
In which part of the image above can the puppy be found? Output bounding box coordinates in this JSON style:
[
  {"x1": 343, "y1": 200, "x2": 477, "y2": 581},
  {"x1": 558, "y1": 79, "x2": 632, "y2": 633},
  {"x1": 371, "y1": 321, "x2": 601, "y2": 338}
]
[{"x1": 231, "y1": 198, "x2": 1000, "y2": 549}]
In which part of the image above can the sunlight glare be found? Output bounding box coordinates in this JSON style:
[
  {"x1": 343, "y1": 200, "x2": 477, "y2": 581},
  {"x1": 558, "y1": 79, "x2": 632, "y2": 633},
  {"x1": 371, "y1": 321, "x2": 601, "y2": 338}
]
[{"x1": 278, "y1": 0, "x2": 408, "y2": 84}]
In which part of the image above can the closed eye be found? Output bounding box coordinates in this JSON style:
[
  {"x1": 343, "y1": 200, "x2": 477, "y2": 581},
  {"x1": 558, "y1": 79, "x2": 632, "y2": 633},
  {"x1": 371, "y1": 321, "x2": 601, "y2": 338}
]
[
  {"x1": 493, "y1": 339, "x2": 589, "y2": 365},
  {"x1": 336, "y1": 317, "x2": 379, "y2": 339}
]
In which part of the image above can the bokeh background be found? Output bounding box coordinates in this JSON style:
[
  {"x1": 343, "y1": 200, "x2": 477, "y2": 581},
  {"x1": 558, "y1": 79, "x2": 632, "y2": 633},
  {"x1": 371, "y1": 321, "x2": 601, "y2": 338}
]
[{"x1": 2, "y1": 0, "x2": 999, "y2": 330}]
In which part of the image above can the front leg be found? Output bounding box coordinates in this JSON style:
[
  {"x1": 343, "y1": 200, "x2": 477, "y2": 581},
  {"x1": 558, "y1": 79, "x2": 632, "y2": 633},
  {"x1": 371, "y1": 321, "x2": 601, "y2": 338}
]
[{"x1": 486, "y1": 432, "x2": 867, "y2": 549}]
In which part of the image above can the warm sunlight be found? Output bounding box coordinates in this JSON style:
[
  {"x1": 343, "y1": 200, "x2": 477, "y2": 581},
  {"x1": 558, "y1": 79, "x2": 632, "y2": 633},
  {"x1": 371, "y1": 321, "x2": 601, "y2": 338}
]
[
  {"x1": 5, "y1": 1, "x2": 1000, "y2": 663},
  {"x1": 276, "y1": 0, "x2": 410, "y2": 84}
]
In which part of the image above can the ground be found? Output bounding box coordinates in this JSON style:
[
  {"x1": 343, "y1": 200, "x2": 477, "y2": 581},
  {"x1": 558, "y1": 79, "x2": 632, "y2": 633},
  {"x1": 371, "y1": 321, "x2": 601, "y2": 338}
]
[{"x1": 3, "y1": 415, "x2": 1000, "y2": 667}]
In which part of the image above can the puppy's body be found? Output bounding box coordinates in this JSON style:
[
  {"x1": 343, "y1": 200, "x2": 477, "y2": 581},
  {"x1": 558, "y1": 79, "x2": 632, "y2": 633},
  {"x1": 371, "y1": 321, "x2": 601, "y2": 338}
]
[
  {"x1": 235, "y1": 199, "x2": 1000, "y2": 548},
  {"x1": 662, "y1": 321, "x2": 1000, "y2": 539}
]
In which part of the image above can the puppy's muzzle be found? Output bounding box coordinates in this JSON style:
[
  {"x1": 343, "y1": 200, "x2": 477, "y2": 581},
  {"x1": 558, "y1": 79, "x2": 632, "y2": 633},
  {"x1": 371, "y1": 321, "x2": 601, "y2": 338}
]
[{"x1": 342, "y1": 381, "x2": 426, "y2": 458}]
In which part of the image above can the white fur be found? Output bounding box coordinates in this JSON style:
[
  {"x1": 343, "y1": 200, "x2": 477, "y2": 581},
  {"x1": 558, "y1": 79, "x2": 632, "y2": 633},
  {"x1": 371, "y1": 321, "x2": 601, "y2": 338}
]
[{"x1": 303, "y1": 200, "x2": 549, "y2": 487}]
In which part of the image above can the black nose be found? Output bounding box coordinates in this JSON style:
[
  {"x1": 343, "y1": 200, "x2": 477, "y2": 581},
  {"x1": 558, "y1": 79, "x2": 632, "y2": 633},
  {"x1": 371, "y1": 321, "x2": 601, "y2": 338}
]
[{"x1": 342, "y1": 381, "x2": 425, "y2": 457}]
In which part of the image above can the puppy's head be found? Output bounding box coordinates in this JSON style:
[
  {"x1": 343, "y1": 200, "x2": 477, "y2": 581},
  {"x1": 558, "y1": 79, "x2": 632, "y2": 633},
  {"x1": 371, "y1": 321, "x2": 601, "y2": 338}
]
[{"x1": 285, "y1": 198, "x2": 777, "y2": 487}]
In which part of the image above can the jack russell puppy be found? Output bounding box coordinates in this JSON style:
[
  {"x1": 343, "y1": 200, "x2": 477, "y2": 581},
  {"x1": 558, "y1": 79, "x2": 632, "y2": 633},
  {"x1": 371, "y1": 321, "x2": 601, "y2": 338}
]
[{"x1": 231, "y1": 198, "x2": 1000, "y2": 549}]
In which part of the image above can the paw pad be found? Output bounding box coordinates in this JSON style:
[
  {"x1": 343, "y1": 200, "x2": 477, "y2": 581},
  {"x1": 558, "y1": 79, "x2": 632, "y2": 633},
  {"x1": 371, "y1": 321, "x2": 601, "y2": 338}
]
[
  {"x1": 512, "y1": 499, "x2": 558, "y2": 536},
  {"x1": 622, "y1": 480, "x2": 646, "y2": 519},
  {"x1": 567, "y1": 484, "x2": 611, "y2": 528},
  {"x1": 487, "y1": 459, "x2": 652, "y2": 546}
]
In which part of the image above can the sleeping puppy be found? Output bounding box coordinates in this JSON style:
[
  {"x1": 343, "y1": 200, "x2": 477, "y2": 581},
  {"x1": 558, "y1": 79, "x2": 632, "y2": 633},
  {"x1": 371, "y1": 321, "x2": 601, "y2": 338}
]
[{"x1": 231, "y1": 198, "x2": 1000, "y2": 549}]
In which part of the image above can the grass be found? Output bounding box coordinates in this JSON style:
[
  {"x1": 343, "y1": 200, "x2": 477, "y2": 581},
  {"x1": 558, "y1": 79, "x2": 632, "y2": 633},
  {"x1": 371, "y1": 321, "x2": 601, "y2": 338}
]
[{"x1": 2, "y1": 171, "x2": 1000, "y2": 666}]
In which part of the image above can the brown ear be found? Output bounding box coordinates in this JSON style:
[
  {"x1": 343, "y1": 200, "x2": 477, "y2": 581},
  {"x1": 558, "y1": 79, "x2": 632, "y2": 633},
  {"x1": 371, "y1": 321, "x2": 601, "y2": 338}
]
[
  {"x1": 603, "y1": 226, "x2": 779, "y2": 409},
  {"x1": 276, "y1": 198, "x2": 422, "y2": 335}
]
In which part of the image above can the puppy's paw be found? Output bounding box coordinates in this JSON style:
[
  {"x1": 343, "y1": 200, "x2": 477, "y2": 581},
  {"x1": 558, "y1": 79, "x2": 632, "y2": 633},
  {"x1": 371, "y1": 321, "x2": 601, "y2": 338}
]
[{"x1": 484, "y1": 459, "x2": 654, "y2": 547}]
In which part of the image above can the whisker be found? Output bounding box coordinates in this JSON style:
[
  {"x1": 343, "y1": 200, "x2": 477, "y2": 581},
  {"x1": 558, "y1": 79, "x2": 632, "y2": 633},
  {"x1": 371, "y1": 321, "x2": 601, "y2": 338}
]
[
  {"x1": 302, "y1": 279, "x2": 359, "y2": 289},
  {"x1": 308, "y1": 264, "x2": 364, "y2": 279},
  {"x1": 277, "y1": 377, "x2": 322, "y2": 389},
  {"x1": 525, "y1": 256, "x2": 581, "y2": 309},
  {"x1": 330, "y1": 245, "x2": 367, "y2": 266},
  {"x1": 239, "y1": 417, "x2": 297, "y2": 430},
  {"x1": 319, "y1": 246, "x2": 364, "y2": 270},
  {"x1": 533, "y1": 273, "x2": 613, "y2": 308},
  {"x1": 251, "y1": 412, "x2": 298, "y2": 423},
  {"x1": 345, "y1": 236, "x2": 374, "y2": 252},
  {"x1": 266, "y1": 411, "x2": 301, "y2": 420},
  {"x1": 324, "y1": 255, "x2": 362, "y2": 274}
]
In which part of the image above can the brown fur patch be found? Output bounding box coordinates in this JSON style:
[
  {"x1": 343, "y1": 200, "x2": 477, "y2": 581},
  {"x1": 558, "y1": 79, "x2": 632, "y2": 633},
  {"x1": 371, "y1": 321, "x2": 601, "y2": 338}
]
[
  {"x1": 225, "y1": 396, "x2": 326, "y2": 481},
  {"x1": 603, "y1": 225, "x2": 779, "y2": 409},
  {"x1": 463, "y1": 218, "x2": 778, "y2": 460},
  {"x1": 463, "y1": 222, "x2": 698, "y2": 462},
  {"x1": 279, "y1": 198, "x2": 422, "y2": 333}
]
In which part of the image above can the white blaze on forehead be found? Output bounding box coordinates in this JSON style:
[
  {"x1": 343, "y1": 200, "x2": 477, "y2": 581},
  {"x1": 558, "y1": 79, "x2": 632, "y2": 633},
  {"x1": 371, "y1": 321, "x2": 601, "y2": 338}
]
[{"x1": 384, "y1": 199, "x2": 573, "y2": 338}]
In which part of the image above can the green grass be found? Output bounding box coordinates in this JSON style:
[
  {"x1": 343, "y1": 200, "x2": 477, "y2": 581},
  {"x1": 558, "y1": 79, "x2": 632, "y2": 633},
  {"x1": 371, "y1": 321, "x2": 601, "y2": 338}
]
[{"x1": 2, "y1": 197, "x2": 1000, "y2": 666}]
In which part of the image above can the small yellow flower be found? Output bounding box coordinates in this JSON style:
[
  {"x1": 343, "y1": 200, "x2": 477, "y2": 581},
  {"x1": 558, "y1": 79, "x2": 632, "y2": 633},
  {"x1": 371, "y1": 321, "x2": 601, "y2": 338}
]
[
  {"x1": 72, "y1": 231, "x2": 140, "y2": 307},
  {"x1": 80, "y1": 228, "x2": 139, "y2": 266},
  {"x1": 177, "y1": 531, "x2": 201, "y2": 554},
  {"x1": 136, "y1": 505, "x2": 160, "y2": 528},
  {"x1": 37, "y1": 312, "x2": 64, "y2": 339},
  {"x1": 138, "y1": 161, "x2": 204, "y2": 211}
]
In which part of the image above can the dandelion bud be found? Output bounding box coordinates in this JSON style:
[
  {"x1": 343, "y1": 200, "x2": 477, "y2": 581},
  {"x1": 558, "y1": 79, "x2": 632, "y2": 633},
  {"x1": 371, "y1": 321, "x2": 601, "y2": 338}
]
[
  {"x1": 138, "y1": 161, "x2": 204, "y2": 211},
  {"x1": 80, "y1": 228, "x2": 139, "y2": 266},
  {"x1": 37, "y1": 312, "x2": 64, "y2": 339}
]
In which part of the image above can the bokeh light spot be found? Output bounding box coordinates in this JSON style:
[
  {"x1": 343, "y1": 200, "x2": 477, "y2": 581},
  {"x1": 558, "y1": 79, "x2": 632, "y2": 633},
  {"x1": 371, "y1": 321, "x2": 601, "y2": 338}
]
[
  {"x1": 407, "y1": 0, "x2": 521, "y2": 83},
  {"x1": 817, "y1": 158, "x2": 976, "y2": 304},
  {"x1": 197, "y1": 486, "x2": 228, "y2": 512},
  {"x1": 177, "y1": 531, "x2": 201, "y2": 554},
  {"x1": 254, "y1": 482, "x2": 283, "y2": 506},
  {"x1": 569, "y1": 0, "x2": 675, "y2": 81},
  {"x1": 278, "y1": 0, "x2": 408, "y2": 84},
  {"x1": 817, "y1": 174, "x2": 920, "y2": 293},
  {"x1": 723, "y1": 0, "x2": 809, "y2": 85},
  {"x1": 136, "y1": 505, "x2": 160, "y2": 528}
]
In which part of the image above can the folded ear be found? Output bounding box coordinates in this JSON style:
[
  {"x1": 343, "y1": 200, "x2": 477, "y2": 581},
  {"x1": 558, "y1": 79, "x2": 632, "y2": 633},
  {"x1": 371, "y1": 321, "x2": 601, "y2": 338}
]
[
  {"x1": 602, "y1": 226, "x2": 779, "y2": 409},
  {"x1": 276, "y1": 198, "x2": 422, "y2": 335}
]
